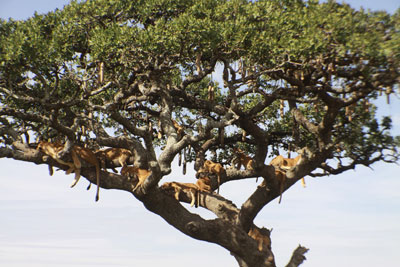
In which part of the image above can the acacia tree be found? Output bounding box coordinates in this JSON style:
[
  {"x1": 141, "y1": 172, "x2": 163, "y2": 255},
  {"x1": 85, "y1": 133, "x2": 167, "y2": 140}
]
[{"x1": 1, "y1": 0, "x2": 399, "y2": 266}]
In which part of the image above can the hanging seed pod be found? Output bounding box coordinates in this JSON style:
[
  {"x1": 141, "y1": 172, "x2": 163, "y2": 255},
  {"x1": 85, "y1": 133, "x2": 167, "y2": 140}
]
[
  {"x1": 208, "y1": 85, "x2": 214, "y2": 101},
  {"x1": 280, "y1": 100, "x2": 285, "y2": 117},
  {"x1": 239, "y1": 58, "x2": 246, "y2": 77},
  {"x1": 345, "y1": 106, "x2": 350, "y2": 116},
  {"x1": 187, "y1": 145, "x2": 192, "y2": 158},
  {"x1": 219, "y1": 127, "x2": 225, "y2": 146},
  {"x1": 314, "y1": 102, "x2": 319, "y2": 114},
  {"x1": 252, "y1": 68, "x2": 257, "y2": 93},
  {"x1": 386, "y1": 87, "x2": 393, "y2": 104},
  {"x1": 242, "y1": 130, "x2": 246, "y2": 142},
  {"x1": 345, "y1": 105, "x2": 353, "y2": 122},
  {"x1": 287, "y1": 143, "x2": 292, "y2": 158},
  {"x1": 196, "y1": 52, "x2": 202, "y2": 73},
  {"x1": 157, "y1": 119, "x2": 163, "y2": 139},
  {"x1": 98, "y1": 62, "x2": 104, "y2": 84},
  {"x1": 183, "y1": 148, "x2": 187, "y2": 175},
  {"x1": 327, "y1": 62, "x2": 335, "y2": 73},
  {"x1": 362, "y1": 99, "x2": 370, "y2": 113},
  {"x1": 183, "y1": 161, "x2": 187, "y2": 175},
  {"x1": 148, "y1": 121, "x2": 152, "y2": 136},
  {"x1": 178, "y1": 151, "x2": 182, "y2": 166}
]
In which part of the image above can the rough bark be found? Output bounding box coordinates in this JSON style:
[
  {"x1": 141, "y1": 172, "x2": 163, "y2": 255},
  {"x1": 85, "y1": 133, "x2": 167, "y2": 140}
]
[{"x1": 286, "y1": 245, "x2": 309, "y2": 267}]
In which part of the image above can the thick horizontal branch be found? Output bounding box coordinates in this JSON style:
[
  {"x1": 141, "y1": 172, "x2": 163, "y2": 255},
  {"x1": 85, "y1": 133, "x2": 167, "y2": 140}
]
[{"x1": 160, "y1": 182, "x2": 240, "y2": 221}]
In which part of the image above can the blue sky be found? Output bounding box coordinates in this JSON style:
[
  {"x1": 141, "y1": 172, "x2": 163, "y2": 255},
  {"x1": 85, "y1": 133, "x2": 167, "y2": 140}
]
[{"x1": 0, "y1": 1, "x2": 399, "y2": 267}]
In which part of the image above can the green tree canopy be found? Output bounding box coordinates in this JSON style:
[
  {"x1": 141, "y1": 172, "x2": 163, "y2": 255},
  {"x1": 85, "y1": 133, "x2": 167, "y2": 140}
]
[{"x1": 1, "y1": 0, "x2": 399, "y2": 266}]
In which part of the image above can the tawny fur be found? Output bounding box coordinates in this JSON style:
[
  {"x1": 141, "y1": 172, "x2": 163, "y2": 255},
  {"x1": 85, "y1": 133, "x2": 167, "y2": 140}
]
[
  {"x1": 268, "y1": 154, "x2": 305, "y2": 204},
  {"x1": 121, "y1": 165, "x2": 151, "y2": 191},
  {"x1": 37, "y1": 141, "x2": 101, "y2": 201},
  {"x1": 95, "y1": 147, "x2": 133, "y2": 172},
  {"x1": 248, "y1": 226, "x2": 271, "y2": 251},
  {"x1": 172, "y1": 119, "x2": 184, "y2": 138},
  {"x1": 270, "y1": 154, "x2": 305, "y2": 187},
  {"x1": 233, "y1": 148, "x2": 254, "y2": 170},
  {"x1": 161, "y1": 182, "x2": 198, "y2": 207},
  {"x1": 161, "y1": 178, "x2": 212, "y2": 207},
  {"x1": 196, "y1": 177, "x2": 212, "y2": 193},
  {"x1": 197, "y1": 160, "x2": 225, "y2": 194}
]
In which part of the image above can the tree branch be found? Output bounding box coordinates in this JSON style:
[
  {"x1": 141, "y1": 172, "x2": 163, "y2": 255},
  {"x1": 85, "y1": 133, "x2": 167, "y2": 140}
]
[{"x1": 285, "y1": 245, "x2": 309, "y2": 267}]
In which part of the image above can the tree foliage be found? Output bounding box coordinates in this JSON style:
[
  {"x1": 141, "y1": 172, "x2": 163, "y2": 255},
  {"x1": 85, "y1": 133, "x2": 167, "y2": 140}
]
[{"x1": 1, "y1": 0, "x2": 399, "y2": 266}]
